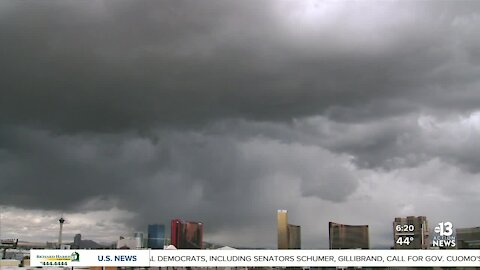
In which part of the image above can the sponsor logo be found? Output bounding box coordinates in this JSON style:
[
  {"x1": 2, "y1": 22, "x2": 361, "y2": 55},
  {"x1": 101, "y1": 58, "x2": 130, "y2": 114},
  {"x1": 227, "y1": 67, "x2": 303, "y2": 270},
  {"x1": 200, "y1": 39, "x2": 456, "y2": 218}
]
[
  {"x1": 71, "y1": 251, "x2": 80, "y2": 262},
  {"x1": 35, "y1": 252, "x2": 80, "y2": 266}
]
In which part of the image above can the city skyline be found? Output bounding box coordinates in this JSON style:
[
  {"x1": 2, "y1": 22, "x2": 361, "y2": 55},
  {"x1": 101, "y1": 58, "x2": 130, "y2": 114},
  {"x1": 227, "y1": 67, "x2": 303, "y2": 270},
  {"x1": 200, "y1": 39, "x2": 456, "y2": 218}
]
[
  {"x1": 1, "y1": 0, "x2": 480, "y2": 249},
  {"x1": 1, "y1": 211, "x2": 478, "y2": 250}
]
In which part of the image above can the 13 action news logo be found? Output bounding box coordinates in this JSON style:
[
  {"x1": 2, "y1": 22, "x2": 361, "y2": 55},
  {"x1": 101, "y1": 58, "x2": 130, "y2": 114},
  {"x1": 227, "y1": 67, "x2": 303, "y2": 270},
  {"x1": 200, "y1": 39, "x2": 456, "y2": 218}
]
[{"x1": 433, "y1": 222, "x2": 456, "y2": 248}]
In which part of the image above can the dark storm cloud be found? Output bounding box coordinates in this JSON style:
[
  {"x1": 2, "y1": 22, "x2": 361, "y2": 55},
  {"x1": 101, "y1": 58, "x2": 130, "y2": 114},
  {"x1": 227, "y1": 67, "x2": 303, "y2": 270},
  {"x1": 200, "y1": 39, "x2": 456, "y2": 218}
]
[
  {"x1": 0, "y1": 126, "x2": 358, "y2": 212},
  {"x1": 0, "y1": 126, "x2": 362, "y2": 247},
  {"x1": 1, "y1": 0, "x2": 480, "y2": 132},
  {"x1": 2, "y1": 0, "x2": 480, "y2": 248}
]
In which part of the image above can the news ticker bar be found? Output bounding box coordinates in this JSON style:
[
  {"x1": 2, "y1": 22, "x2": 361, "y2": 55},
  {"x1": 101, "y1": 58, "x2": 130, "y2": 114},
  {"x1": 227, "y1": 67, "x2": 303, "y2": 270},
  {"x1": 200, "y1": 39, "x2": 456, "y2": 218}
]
[{"x1": 30, "y1": 249, "x2": 480, "y2": 267}]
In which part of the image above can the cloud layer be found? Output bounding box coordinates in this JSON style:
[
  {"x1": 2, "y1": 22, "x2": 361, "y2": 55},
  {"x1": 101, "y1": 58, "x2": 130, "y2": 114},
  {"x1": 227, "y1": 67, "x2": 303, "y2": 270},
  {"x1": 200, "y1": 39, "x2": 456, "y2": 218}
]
[{"x1": 1, "y1": 0, "x2": 480, "y2": 248}]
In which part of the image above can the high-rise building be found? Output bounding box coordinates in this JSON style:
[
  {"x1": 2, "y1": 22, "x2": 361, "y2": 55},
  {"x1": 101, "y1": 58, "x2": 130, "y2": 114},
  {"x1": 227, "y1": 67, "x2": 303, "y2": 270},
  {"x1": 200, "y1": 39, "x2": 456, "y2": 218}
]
[
  {"x1": 184, "y1": 222, "x2": 203, "y2": 249},
  {"x1": 133, "y1": 232, "x2": 144, "y2": 249},
  {"x1": 456, "y1": 227, "x2": 480, "y2": 249},
  {"x1": 288, "y1": 224, "x2": 301, "y2": 249},
  {"x1": 147, "y1": 224, "x2": 165, "y2": 249},
  {"x1": 73, "y1": 234, "x2": 81, "y2": 249},
  {"x1": 277, "y1": 210, "x2": 301, "y2": 249},
  {"x1": 277, "y1": 210, "x2": 289, "y2": 249},
  {"x1": 171, "y1": 219, "x2": 203, "y2": 249},
  {"x1": 171, "y1": 219, "x2": 182, "y2": 248},
  {"x1": 329, "y1": 222, "x2": 369, "y2": 249},
  {"x1": 393, "y1": 216, "x2": 429, "y2": 249}
]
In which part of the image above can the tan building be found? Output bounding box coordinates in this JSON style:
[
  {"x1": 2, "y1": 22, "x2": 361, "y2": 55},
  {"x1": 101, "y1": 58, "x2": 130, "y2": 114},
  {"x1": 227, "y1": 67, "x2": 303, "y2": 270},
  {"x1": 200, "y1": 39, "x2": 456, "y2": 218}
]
[
  {"x1": 288, "y1": 224, "x2": 301, "y2": 249},
  {"x1": 277, "y1": 210, "x2": 289, "y2": 249},
  {"x1": 329, "y1": 222, "x2": 369, "y2": 249},
  {"x1": 456, "y1": 226, "x2": 480, "y2": 249},
  {"x1": 277, "y1": 210, "x2": 301, "y2": 249},
  {"x1": 393, "y1": 216, "x2": 429, "y2": 249}
]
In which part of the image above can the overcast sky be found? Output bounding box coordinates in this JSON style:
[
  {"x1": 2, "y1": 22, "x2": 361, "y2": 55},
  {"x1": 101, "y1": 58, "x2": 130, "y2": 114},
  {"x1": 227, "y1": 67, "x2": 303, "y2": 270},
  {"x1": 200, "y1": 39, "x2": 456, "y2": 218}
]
[{"x1": 1, "y1": 0, "x2": 480, "y2": 249}]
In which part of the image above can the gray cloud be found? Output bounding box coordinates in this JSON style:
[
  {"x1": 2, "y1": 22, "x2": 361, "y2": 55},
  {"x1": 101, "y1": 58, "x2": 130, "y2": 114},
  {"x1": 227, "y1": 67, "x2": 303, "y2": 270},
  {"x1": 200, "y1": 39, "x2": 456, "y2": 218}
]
[
  {"x1": 1, "y1": 0, "x2": 480, "y2": 132},
  {"x1": 2, "y1": 114, "x2": 480, "y2": 248},
  {"x1": 0, "y1": 126, "x2": 361, "y2": 247},
  {"x1": 1, "y1": 0, "x2": 480, "y2": 248}
]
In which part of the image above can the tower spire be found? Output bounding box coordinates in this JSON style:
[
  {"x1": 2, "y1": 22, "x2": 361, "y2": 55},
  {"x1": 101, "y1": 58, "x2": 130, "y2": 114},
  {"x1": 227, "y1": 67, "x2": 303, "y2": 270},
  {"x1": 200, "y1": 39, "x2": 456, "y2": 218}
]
[{"x1": 58, "y1": 216, "x2": 65, "y2": 248}]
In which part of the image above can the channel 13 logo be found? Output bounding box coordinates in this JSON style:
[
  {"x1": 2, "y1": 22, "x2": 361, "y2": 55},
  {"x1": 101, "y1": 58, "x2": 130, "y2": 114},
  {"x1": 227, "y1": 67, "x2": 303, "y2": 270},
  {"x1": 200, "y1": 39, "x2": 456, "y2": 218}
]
[{"x1": 433, "y1": 222, "x2": 456, "y2": 248}]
